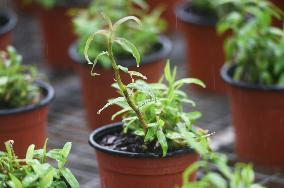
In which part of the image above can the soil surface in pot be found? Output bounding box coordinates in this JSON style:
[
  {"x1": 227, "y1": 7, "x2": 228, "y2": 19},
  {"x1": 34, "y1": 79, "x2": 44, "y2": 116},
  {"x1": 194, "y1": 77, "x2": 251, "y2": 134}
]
[
  {"x1": 100, "y1": 131, "x2": 181, "y2": 154},
  {"x1": 0, "y1": 15, "x2": 8, "y2": 28},
  {"x1": 187, "y1": 5, "x2": 217, "y2": 20}
]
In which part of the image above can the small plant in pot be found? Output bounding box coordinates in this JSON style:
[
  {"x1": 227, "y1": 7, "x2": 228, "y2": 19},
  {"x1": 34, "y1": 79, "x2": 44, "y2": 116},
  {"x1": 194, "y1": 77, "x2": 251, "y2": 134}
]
[
  {"x1": 220, "y1": 0, "x2": 284, "y2": 169},
  {"x1": 182, "y1": 153, "x2": 265, "y2": 188},
  {"x1": 0, "y1": 140, "x2": 79, "y2": 188},
  {"x1": 0, "y1": 9, "x2": 17, "y2": 51},
  {"x1": 87, "y1": 16, "x2": 212, "y2": 188},
  {"x1": 0, "y1": 46, "x2": 54, "y2": 158},
  {"x1": 31, "y1": 0, "x2": 90, "y2": 70},
  {"x1": 175, "y1": 0, "x2": 279, "y2": 94},
  {"x1": 70, "y1": 0, "x2": 172, "y2": 129}
]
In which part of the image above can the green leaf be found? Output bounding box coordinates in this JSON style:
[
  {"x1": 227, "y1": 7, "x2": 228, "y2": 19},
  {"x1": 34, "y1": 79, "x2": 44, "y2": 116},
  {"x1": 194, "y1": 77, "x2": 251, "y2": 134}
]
[
  {"x1": 114, "y1": 37, "x2": 141, "y2": 67},
  {"x1": 144, "y1": 127, "x2": 157, "y2": 142},
  {"x1": 84, "y1": 29, "x2": 109, "y2": 65},
  {"x1": 174, "y1": 78, "x2": 206, "y2": 89},
  {"x1": 157, "y1": 129, "x2": 168, "y2": 157},
  {"x1": 22, "y1": 174, "x2": 39, "y2": 187},
  {"x1": 113, "y1": 16, "x2": 142, "y2": 31},
  {"x1": 8, "y1": 174, "x2": 22, "y2": 188},
  {"x1": 39, "y1": 168, "x2": 55, "y2": 188},
  {"x1": 134, "y1": 129, "x2": 145, "y2": 136},
  {"x1": 26, "y1": 144, "x2": 35, "y2": 162},
  {"x1": 90, "y1": 51, "x2": 109, "y2": 76},
  {"x1": 205, "y1": 173, "x2": 227, "y2": 188},
  {"x1": 127, "y1": 81, "x2": 154, "y2": 98},
  {"x1": 111, "y1": 108, "x2": 132, "y2": 120},
  {"x1": 118, "y1": 65, "x2": 128, "y2": 73},
  {"x1": 61, "y1": 168, "x2": 80, "y2": 188},
  {"x1": 164, "y1": 60, "x2": 172, "y2": 83},
  {"x1": 98, "y1": 97, "x2": 126, "y2": 114}
]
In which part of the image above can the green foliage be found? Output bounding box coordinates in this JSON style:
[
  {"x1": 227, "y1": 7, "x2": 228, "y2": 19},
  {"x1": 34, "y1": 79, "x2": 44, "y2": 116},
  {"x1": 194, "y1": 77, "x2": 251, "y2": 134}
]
[
  {"x1": 218, "y1": 0, "x2": 284, "y2": 85},
  {"x1": 0, "y1": 140, "x2": 79, "y2": 188},
  {"x1": 182, "y1": 153, "x2": 265, "y2": 188},
  {"x1": 84, "y1": 15, "x2": 211, "y2": 157},
  {"x1": 0, "y1": 46, "x2": 40, "y2": 109},
  {"x1": 109, "y1": 62, "x2": 211, "y2": 157},
  {"x1": 32, "y1": 0, "x2": 56, "y2": 8},
  {"x1": 32, "y1": 0, "x2": 81, "y2": 9},
  {"x1": 74, "y1": 0, "x2": 165, "y2": 68}
]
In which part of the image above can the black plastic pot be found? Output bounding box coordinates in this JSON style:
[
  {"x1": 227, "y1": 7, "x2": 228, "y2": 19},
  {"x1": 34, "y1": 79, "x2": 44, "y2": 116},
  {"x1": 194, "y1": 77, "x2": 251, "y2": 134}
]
[
  {"x1": 221, "y1": 64, "x2": 284, "y2": 169},
  {"x1": 0, "y1": 9, "x2": 17, "y2": 50},
  {"x1": 176, "y1": 3, "x2": 217, "y2": 27},
  {"x1": 0, "y1": 80, "x2": 55, "y2": 158},
  {"x1": 89, "y1": 122, "x2": 198, "y2": 188},
  {"x1": 176, "y1": 2, "x2": 226, "y2": 94},
  {"x1": 69, "y1": 36, "x2": 172, "y2": 130},
  {"x1": 0, "y1": 80, "x2": 55, "y2": 115}
]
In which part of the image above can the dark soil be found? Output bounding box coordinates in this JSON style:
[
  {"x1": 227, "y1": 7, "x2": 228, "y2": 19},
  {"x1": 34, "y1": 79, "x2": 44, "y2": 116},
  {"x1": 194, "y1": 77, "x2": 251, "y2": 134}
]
[
  {"x1": 99, "y1": 131, "x2": 161, "y2": 153},
  {"x1": 0, "y1": 16, "x2": 8, "y2": 27},
  {"x1": 189, "y1": 6, "x2": 217, "y2": 19}
]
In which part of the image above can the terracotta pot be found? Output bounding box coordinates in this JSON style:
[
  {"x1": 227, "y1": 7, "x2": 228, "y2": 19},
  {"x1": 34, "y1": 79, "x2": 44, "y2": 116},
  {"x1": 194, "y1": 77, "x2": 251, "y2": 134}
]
[
  {"x1": 36, "y1": 6, "x2": 78, "y2": 70},
  {"x1": 0, "y1": 10, "x2": 17, "y2": 51},
  {"x1": 221, "y1": 65, "x2": 284, "y2": 169},
  {"x1": 176, "y1": 3, "x2": 226, "y2": 94},
  {"x1": 147, "y1": 0, "x2": 184, "y2": 33},
  {"x1": 70, "y1": 36, "x2": 172, "y2": 130},
  {"x1": 89, "y1": 123, "x2": 198, "y2": 188},
  {"x1": 0, "y1": 81, "x2": 55, "y2": 158}
]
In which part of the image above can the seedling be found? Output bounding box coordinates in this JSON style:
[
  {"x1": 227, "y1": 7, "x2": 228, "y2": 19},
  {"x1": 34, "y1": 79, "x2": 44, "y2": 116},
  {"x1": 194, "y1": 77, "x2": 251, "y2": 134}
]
[
  {"x1": 0, "y1": 140, "x2": 79, "y2": 188},
  {"x1": 85, "y1": 15, "x2": 211, "y2": 157}
]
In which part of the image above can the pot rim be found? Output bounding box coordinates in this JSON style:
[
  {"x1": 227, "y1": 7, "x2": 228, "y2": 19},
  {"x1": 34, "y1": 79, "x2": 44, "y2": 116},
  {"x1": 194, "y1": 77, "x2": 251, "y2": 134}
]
[
  {"x1": 0, "y1": 80, "x2": 55, "y2": 116},
  {"x1": 69, "y1": 35, "x2": 172, "y2": 68},
  {"x1": 0, "y1": 9, "x2": 17, "y2": 36},
  {"x1": 175, "y1": 2, "x2": 217, "y2": 27},
  {"x1": 221, "y1": 64, "x2": 284, "y2": 91},
  {"x1": 89, "y1": 122, "x2": 195, "y2": 159}
]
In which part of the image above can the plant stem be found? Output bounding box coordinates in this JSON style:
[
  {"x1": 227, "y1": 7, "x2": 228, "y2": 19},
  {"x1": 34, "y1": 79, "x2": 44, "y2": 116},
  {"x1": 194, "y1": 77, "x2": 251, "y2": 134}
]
[{"x1": 107, "y1": 34, "x2": 148, "y2": 132}]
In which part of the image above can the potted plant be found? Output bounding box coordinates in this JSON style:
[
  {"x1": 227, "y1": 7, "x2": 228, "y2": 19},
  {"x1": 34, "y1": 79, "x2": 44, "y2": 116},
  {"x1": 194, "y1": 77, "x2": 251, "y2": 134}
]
[
  {"x1": 87, "y1": 16, "x2": 212, "y2": 188},
  {"x1": 175, "y1": 0, "x2": 227, "y2": 94},
  {"x1": 220, "y1": 0, "x2": 284, "y2": 169},
  {"x1": 0, "y1": 46, "x2": 54, "y2": 158},
  {"x1": 0, "y1": 9, "x2": 17, "y2": 51},
  {"x1": 182, "y1": 153, "x2": 265, "y2": 188},
  {"x1": 31, "y1": 0, "x2": 89, "y2": 70},
  {"x1": 70, "y1": 0, "x2": 172, "y2": 129},
  {"x1": 147, "y1": 0, "x2": 184, "y2": 33},
  {"x1": 0, "y1": 140, "x2": 79, "y2": 188}
]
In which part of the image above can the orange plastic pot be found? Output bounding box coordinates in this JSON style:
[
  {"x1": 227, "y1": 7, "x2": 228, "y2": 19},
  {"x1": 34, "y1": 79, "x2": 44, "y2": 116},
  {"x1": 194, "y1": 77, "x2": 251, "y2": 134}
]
[
  {"x1": 221, "y1": 65, "x2": 284, "y2": 169},
  {"x1": 70, "y1": 36, "x2": 172, "y2": 130},
  {"x1": 89, "y1": 123, "x2": 198, "y2": 188},
  {"x1": 0, "y1": 81, "x2": 54, "y2": 157},
  {"x1": 0, "y1": 10, "x2": 17, "y2": 51},
  {"x1": 36, "y1": 6, "x2": 78, "y2": 70},
  {"x1": 147, "y1": 0, "x2": 184, "y2": 33},
  {"x1": 176, "y1": 3, "x2": 226, "y2": 94}
]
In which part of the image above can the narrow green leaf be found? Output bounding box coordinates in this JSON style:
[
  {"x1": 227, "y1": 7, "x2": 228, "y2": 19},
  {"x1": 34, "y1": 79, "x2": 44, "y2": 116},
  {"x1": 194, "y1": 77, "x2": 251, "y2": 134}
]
[
  {"x1": 61, "y1": 168, "x2": 80, "y2": 188},
  {"x1": 157, "y1": 129, "x2": 168, "y2": 157},
  {"x1": 114, "y1": 38, "x2": 141, "y2": 67}
]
